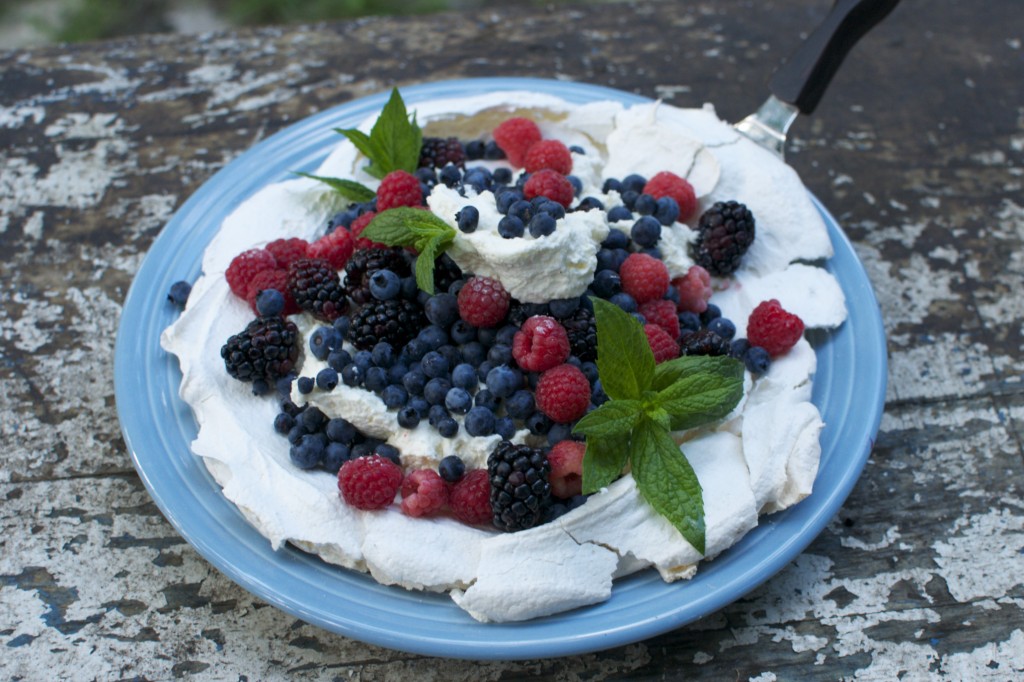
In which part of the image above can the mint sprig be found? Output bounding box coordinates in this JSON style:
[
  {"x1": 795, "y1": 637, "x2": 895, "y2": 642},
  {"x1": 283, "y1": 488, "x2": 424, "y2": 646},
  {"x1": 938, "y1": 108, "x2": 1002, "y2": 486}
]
[
  {"x1": 334, "y1": 88, "x2": 422, "y2": 179},
  {"x1": 359, "y1": 208, "x2": 456, "y2": 294},
  {"x1": 293, "y1": 172, "x2": 376, "y2": 203},
  {"x1": 572, "y1": 298, "x2": 744, "y2": 555}
]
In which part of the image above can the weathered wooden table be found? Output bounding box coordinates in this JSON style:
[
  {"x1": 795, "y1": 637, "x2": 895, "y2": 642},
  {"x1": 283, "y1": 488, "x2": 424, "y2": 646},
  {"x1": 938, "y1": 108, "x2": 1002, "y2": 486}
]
[{"x1": 3, "y1": 0, "x2": 1023, "y2": 678}]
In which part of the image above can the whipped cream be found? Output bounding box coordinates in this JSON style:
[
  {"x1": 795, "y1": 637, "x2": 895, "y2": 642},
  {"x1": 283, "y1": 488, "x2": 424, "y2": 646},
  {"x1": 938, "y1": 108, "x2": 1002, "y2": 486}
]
[{"x1": 161, "y1": 90, "x2": 848, "y2": 622}]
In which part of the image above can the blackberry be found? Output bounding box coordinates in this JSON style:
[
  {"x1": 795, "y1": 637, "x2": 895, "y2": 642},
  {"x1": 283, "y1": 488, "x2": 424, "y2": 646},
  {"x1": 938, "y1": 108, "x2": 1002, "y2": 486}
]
[
  {"x1": 419, "y1": 136, "x2": 466, "y2": 169},
  {"x1": 679, "y1": 328, "x2": 731, "y2": 357},
  {"x1": 505, "y1": 300, "x2": 549, "y2": 328},
  {"x1": 691, "y1": 200, "x2": 756, "y2": 276},
  {"x1": 344, "y1": 247, "x2": 411, "y2": 306},
  {"x1": 221, "y1": 315, "x2": 300, "y2": 384},
  {"x1": 488, "y1": 441, "x2": 551, "y2": 532},
  {"x1": 349, "y1": 298, "x2": 426, "y2": 351},
  {"x1": 287, "y1": 258, "x2": 347, "y2": 322},
  {"x1": 561, "y1": 306, "x2": 598, "y2": 362},
  {"x1": 433, "y1": 252, "x2": 464, "y2": 294}
]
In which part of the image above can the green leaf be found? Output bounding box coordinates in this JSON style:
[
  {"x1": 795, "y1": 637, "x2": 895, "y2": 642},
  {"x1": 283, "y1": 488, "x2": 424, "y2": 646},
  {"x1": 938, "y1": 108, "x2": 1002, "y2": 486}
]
[
  {"x1": 630, "y1": 417, "x2": 706, "y2": 554},
  {"x1": 582, "y1": 433, "x2": 631, "y2": 494},
  {"x1": 336, "y1": 88, "x2": 422, "y2": 179},
  {"x1": 293, "y1": 172, "x2": 376, "y2": 203},
  {"x1": 591, "y1": 297, "x2": 655, "y2": 401},
  {"x1": 361, "y1": 207, "x2": 455, "y2": 249},
  {"x1": 652, "y1": 355, "x2": 741, "y2": 391},
  {"x1": 573, "y1": 399, "x2": 642, "y2": 440},
  {"x1": 656, "y1": 357, "x2": 744, "y2": 432},
  {"x1": 414, "y1": 237, "x2": 443, "y2": 295}
]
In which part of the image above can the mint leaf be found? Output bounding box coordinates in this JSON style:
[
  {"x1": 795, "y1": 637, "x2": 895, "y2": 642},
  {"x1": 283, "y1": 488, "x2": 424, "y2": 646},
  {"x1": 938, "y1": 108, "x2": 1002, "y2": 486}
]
[
  {"x1": 582, "y1": 433, "x2": 630, "y2": 494},
  {"x1": 591, "y1": 297, "x2": 655, "y2": 401},
  {"x1": 361, "y1": 208, "x2": 455, "y2": 249},
  {"x1": 573, "y1": 399, "x2": 642, "y2": 440},
  {"x1": 656, "y1": 358, "x2": 744, "y2": 432},
  {"x1": 630, "y1": 417, "x2": 706, "y2": 554},
  {"x1": 414, "y1": 237, "x2": 444, "y2": 294},
  {"x1": 293, "y1": 172, "x2": 376, "y2": 203},
  {"x1": 652, "y1": 355, "x2": 741, "y2": 391},
  {"x1": 336, "y1": 88, "x2": 421, "y2": 179}
]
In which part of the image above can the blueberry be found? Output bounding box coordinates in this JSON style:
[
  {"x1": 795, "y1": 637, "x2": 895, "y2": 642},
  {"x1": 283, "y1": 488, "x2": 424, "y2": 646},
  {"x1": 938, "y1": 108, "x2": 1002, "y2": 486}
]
[
  {"x1": 576, "y1": 196, "x2": 604, "y2": 212},
  {"x1": 487, "y1": 343, "x2": 513, "y2": 366},
  {"x1": 255, "y1": 288, "x2": 284, "y2": 316},
  {"x1": 451, "y1": 363, "x2": 479, "y2": 390},
  {"x1": 526, "y1": 411, "x2": 552, "y2": 436},
  {"x1": 424, "y1": 377, "x2": 453, "y2": 405},
  {"x1": 381, "y1": 384, "x2": 408, "y2": 409},
  {"x1": 309, "y1": 326, "x2": 342, "y2": 361},
  {"x1": 477, "y1": 327, "x2": 499, "y2": 347},
  {"x1": 464, "y1": 406, "x2": 496, "y2": 437},
  {"x1": 408, "y1": 396, "x2": 430, "y2": 418},
  {"x1": 402, "y1": 368, "x2": 427, "y2": 395},
  {"x1": 387, "y1": 362, "x2": 408, "y2": 385},
  {"x1": 428, "y1": 404, "x2": 450, "y2": 426},
  {"x1": 287, "y1": 424, "x2": 305, "y2": 445},
  {"x1": 495, "y1": 416, "x2": 517, "y2": 440},
  {"x1": 421, "y1": 350, "x2": 450, "y2": 379},
  {"x1": 401, "y1": 276, "x2": 418, "y2": 300},
  {"x1": 415, "y1": 166, "x2": 438, "y2": 185},
  {"x1": 252, "y1": 379, "x2": 272, "y2": 396},
  {"x1": 327, "y1": 349, "x2": 351, "y2": 372},
  {"x1": 438, "y1": 344, "x2": 462, "y2": 368},
  {"x1": 341, "y1": 364, "x2": 363, "y2": 387},
  {"x1": 316, "y1": 367, "x2": 339, "y2": 391},
  {"x1": 464, "y1": 139, "x2": 485, "y2": 160},
  {"x1": 602, "y1": 178, "x2": 623, "y2": 193},
  {"x1": 439, "y1": 165, "x2": 462, "y2": 187},
  {"x1": 402, "y1": 338, "x2": 428, "y2": 362},
  {"x1": 493, "y1": 167, "x2": 513, "y2": 185},
  {"x1": 290, "y1": 434, "x2": 326, "y2": 469},
  {"x1": 486, "y1": 365, "x2": 520, "y2": 398},
  {"x1": 606, "y1": 205, "x2": 633, "y2": 224},
  {"x1": 609, "y1": 291, "x2": 638, "y2": 313},
  {"x1": 505, "y1": 389, "x2": 536, "y2": 419},
  {"x1": 474, "y1": 388, "x2": 499, "y2": 411},
  {"x1": 364, "y1": 366, "x2": 388, "y2": 393},
  {"x1": 707, "y1": 317, "x2": 736, "y2": 340},
  {"x1": 591, "y1": 379, "x2": 609, "y2": 406},
  {"x1": 350, "y1": 442, "x2": 374, "y2": 459},
  {"x1": 568, "y1": 144, "x2": 585, "y2": 155},
  {"x1": 548, "y1": 297, "x2": 580, "y2": 318},
  {"x1": 459, "y1": 341, "x2": 487, "y2": 366},
  {"x1": 297, "y1": 376, "x2": 315, "y2": 394},
  {"x1": 375, "y1": 443, "x2": 402, "y2": 465},
  {"x1": 591, "y1": 269, "x2": 622, "y2": 298},
  {"x1": 700, "y1": 304, "x2": 722, "y2": 325},
  {"x1": 476, "y1": 359, "x2": 496, "y2": 383},
  {"x1": 621, "y1": 174, "x2": 647, "y2": 194},
  {"x1": 450, "y1": 320, "x2": 477, "y2": 345},
  {"x1": 445, "y1": 387, "x2": 473, "y2": 415},
  {"x1": 323, "y1": 442, "x2": 351, "y2": 472},
  {"x1": 633, "y1": 193, "x2": 657, "y2": 216},
  {"x1": 620, "y1": 189, "x2": 639, "y2": 210},
  {"x1": 506, "y1": 200, "x2": 532, "y2": 224},
  {"x1": 581, "y1": 361, "x2": 599, "y2": 385},
  {"x1": 547, "y1": 422, "x2": 574, "y2": 446},
  {"x1": 528, "y1": 213, "x2": 557, "y2": 238},
  {"x1": 537, "y1": 201, "x2": 566, "y2": 220},
  {"x1": 369, "y1": 269, "x2": 401, "y2": 301},
  {"x1": 326, "y1": 417, "x2": 358, "y2": 444},
  {"x1": 679, "y1": 311, "x2": 701, "y2": 332},
  {"x1": 655, "y1": 196, "x2": 680, "y2": 225},
  {"x1": 353, "y1": 350, "x2": 374, "y2": 371},
  {"x1": 424, "y1": 293, "x2": 459, "y2": 328},
  {"x1": 333, "y1": 315, "x2": 351, "y2": 339},
  {"x1": 596, "y1": 248, "x2": 620, "y2": 273},
  {"x1": 631, "y1": 216, "x2": 662, "y2": 248},
  {"x1": 273, "y1": 412, "x2": 295, "y2": 435},
  {"x1": 463, "y1": 170, "x2": 490, "y2": 194},
  {"x1": 167, "y1": 280, "x2": 192, "y2": 307},
  {"x1": 567, "y1": 176, "x2": 583, "y2": 196},
  {"x1": 417, "y1": 325, "x2": 449, "y2": 350},
  {"x1": 497, "y1": 215, "x2": 524, "y2": 239},
  {"x1": 437, "y1": 417, "x2": 459, "y2": 438},
  {"x1": 372, "y1": 341, "x2": 395, "y2": 368},
  {"x1": 496, "y1": 189, "x2": 523, "y2": 214},
  {"x1": 495, "y1": 325, "x2": 519, "y2": 347},
  {"x1": 456, "y1": 205, "x2": 480, "y2": 233},
  {"x1": 397, "y1": 406, "x2": 420, "y2": 429},
  {"x1": 438, "y1": 455, "x2": 466, "y2": 482},
  {"x1": 483, "y1": 141, "x2": 505, "y2": 160},
  {"x1": 275, "y1": 374, "x2": 295, "y2": 398},
  {"x1": 448, "y1": 279, "x2": 466, "y2": 296},
  {"x1": 639, "y1": 246, "x2": 662, "y2": 259},
  {"x1": 744, "y1": 345, "x2": 772, "y2": 374},
  {"x1": 632, "y1": 312, "x2": 647, "y2": 325}
]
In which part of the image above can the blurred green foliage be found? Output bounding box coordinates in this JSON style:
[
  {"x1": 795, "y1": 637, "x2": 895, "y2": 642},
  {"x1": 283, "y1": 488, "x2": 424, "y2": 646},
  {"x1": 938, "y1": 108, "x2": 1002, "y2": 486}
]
[{"x1": 216, "y1": 0, "x2": 452, "y2": 25}]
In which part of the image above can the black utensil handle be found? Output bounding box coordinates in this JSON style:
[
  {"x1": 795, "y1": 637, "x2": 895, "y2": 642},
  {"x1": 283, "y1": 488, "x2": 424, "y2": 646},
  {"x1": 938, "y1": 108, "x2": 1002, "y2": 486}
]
[{"x1": 770, "y1": 0, "x2": 901, "y2": 114}]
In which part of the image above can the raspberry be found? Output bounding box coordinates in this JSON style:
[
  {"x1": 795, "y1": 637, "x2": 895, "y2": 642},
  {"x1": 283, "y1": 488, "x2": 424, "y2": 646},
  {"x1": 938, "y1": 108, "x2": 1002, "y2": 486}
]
[
  {"x1": 524, "y1": 139, "x2": 573, "y2": 175},
  {"x1": 638, "y1": 299, "x2": 680, "y2": 339},
  {"x1": 457, "y1": 276, "x2": 510, "y2": 328},
  {"x1": 673, "y1": 265, "x2": 713, "y2": 314},
  {"x1": 419, "y1": 136, "x2": 467, "y2": 169},
  {"x1": 512, "y1": 315, "x2": 570, "y2": 372},
  {"x1": 492, "y1": 117, "x2": 542, "y2": 168},
  {"x1": 225, "y1": 248, "x2": 277, "y2": 298},
  {"x1": 644, "y1": 323, "x2": 680, "y2": 363},
  {"x1": 643, "y1": 171, "x2": 698, "y2": 222},
  {"x1": 448, "y1": 469, "x2": 492, "y2": 525},
  {"x1": 266, "y1": 237, "x2": 310, "y2": 269},
  {"x1": 287, "y1": 257, "x2": 347, "y2": 321},
  {"x1": 244, "y1": 268, "x2": 299, "y2": 316},
  {"x1": 522, "y1": 169, "x2": 574, "y2": 208},
  {"x1": 308, "y1": 227, "x2": 355, "y2": 270},
  {"x1": 350, "y1": 211, "x2": 386, "y2": 250},
  {"x1": 548, "y1": 440, "x2": 585, "y2": 499},
  {"x1": 337, "y1": 454, "x2": 403, "y2": 511},
  {"x1": 747, "y1": 299, "x2": 805, "y2": 357},
  {"x1": 535, "y1": 364, "x2": 591, "y2": 424},
  {"x1": 377, "y1": 170, "x2": 424, "y2": 211},
  {"x1": 619, "y1": 253, "x2": 670, "y2": 304},
  {"x1": 400, "y1": 469, "x2": 449, "y2": 517}
]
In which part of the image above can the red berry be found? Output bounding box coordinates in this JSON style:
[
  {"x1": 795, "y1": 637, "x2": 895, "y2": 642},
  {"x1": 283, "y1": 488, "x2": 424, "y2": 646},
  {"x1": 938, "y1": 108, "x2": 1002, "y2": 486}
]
[
  {"x1": 619, "y1": 253, "x2": 670, "y2": 304},
  {"x1": 265, "y1": 237, "x2": 310, "y2": 269},
  {"x1": 400, "y1": 469, "x2": 449, "y2": 518},
  {"x1": 377, "y1": 170, "x2": 424, "y2": 211},
  {"x1": 493, "y1": 117, "x2": 542, "y2": 167},
  {"x1": 337, "y1": 455, "x2": 403, "y2": 511},
  {"x1": 548, "y1": 440, "x2": 585, "y2": 499},
  {"x1": 244, "y1": 268, "x2": 299, "y2": 315},
  {"x1": 644, "y1": 323, "x2": 680, "y2": 363},
  {"x1": 308, "y1": 227, "x2": 355, "y2": 270},
  {"x1": 523, "y1": 169, "x2": 574, "y2": 208},
  {"x1": 524, "y1": 139, "x2": 573, "y2": 175},
  {"x1": 448, "y1": 469, "x2": 492, "y2": 525},
  {"x1": 747, "y1": 299, "x2": 805, "y2": 357},
  {"x1": 457, "y1": 276, "x2": 510, "y2": 328},
  {"x1": 535, "y1": 364, "x2": 591, "y2": 424},
  {"x1": 512, "y1": 315, "x2": 570, "y2": 372},
  {"x1": 673, "y1": 265, "x2": 713, "y2": 313},
  {"x1": 639, "y1": 299, "x2": 680, "y2": 339},
  {"x1": 644, "y1": 171, "x2": 698, "y2": 222},
  {"x1": 225, "y1": 248, "x2": 277, "y2": 298},
  {"x1": 350, "y1": 211, "x2": 387, "y2": 250}
]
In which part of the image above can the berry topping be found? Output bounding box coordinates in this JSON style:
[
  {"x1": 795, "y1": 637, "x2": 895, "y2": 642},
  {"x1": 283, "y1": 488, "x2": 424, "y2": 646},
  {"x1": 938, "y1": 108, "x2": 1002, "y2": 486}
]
[
  {"x1": 535, "y1": 363, "x2": 591, "y2": 424},
  {"x1": 245, "y1": 268, "x2": 299, "y2": 316},
  {"x1": 643, "y1": 171, "x2": 697, "y2": 222},
  {"x1": 337, "y1": 454, "x2": 403, "y2": 511},
  {"x1": 644, "y1": 323, "x2": 680, "y2": 363},
  {"x1": 488, "y1": 441, "x2": 551, "y2": 532},
  {"x1": 512, "y1": 315, "x2": 571, "y2": 372},
  {"x1": 377, "y1": 170, "x2": 425, "y2": 211},
  {"x1": 400, "y1": 468, "x2": 449, "y2": 517},
  {"x1": 619, "y1": 252, "x2": 670, "y2": 304},
  {"x1": 522, "y1": 169, "x2": 574, "y2": 209},
  {"x1": 746, "y1": 299, "x2": 805, "y2": 357},
  {"x1": 691, "y1": 200, "x2": 756, "y2": 276},
  {"x1": 492, "y1": 117, "x2": 542, "y2": 168},
  {"x1": 255, "y1": 288, "x2": 285, "y2": 317},
  {"x1": 673, "y1": 265, "x2": 713, "y2": 314},
  {"x1": 287, "y1": 257, "x2": 347, "y2": 321},
  {"x1": 308, "y1": 228, "x2": 355, "y2": 270},
  {"x1": 438, "y1": 454, "x2": 466, "y2": 482},
  {"x1": 266, "y1": 237, "x2": 311, "y2": 269},
  {"x1": 547, "y1": 440, "x2": 585, "y2": 499},
  {"x1": 449, "y1": 469, "x2": 492, "y2": 525},
  {"x1": 349, "y1": 298, "x2": 426, "y2": 351},
  {"x1": 226, "y1": 248, "x2": 277, "y2": 298},
  {"x1": 680, "y1": 328, "x2": 732, "y2": 357},
  {"x1": 523, "y1": 139, "x2": 573, "y2": 175},
  {"x1": 350, "y1": 211, "x2": 385, "y2": 250},
  {"x1": 638, "y1": 299, "x2": 680, "y2": 339},
  {"x1": 457, "y1": 276, "x2": 510, "y2": 328},
  {"x1": 221, "y1": 315, "x2": 300, "y2": 384},
  {"x1": 167, "y1": 280, "x2": 191, "y2": 307},
  {"x1": 344, "y1": 247, "x2": 412, "y2": 306},
  {"x1": 419, "y1": 136, "x2": 466, "y2": 169},
  {"x1": 561, "y1": 306, "x2": 597, "y2": 362}
]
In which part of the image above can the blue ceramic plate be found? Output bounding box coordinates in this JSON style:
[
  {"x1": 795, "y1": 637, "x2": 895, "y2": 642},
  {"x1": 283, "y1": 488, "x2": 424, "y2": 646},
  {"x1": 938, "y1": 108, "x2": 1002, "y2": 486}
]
[{"x1": 115, "y1": 78, "x2": 887, "y2": 660}]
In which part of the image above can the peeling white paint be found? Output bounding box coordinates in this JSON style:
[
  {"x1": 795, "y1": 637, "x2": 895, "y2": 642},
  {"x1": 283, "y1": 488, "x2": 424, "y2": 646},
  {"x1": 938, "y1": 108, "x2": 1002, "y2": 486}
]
[{"x1": 933, "y1": 509, "x2": 1024, "y2": 603}]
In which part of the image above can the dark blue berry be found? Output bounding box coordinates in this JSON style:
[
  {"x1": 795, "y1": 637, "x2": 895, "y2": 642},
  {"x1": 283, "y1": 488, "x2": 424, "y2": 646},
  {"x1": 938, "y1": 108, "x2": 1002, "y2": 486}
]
[
  {"x1": 397, "y1": 406, "x2": 420, "y2": 429},
  {"x1": 498, "y1": 215, "x2": 524, "y2": 239},
  {"x1": 415, "y1": 166, "x2": 438, "y2": 185},
  {"x1": 387, "y1": 362, "x2": 408, "y2": 385},
  {"x1": 485, "y1": 365, "x2": 520, "y2": 398},
  {"x1": 634, "y1": 193, "x2": 657, "y2": 216},
  {"x1": 483, "y1": 141, "x2": 505, "y2": 160},
  {"x1": 350, "y1": 442, "x2": 374, "y2": 459},
  {"x1": 456, "y1": 205, "x2": 480, "y2": 233},
  {"x1": 326, "y1": 417, "x2": 358, "y2": 444},
  {"x1": 526, "y1": 411, "x2": 552, "y2": 436},
  {"x1": 621, "y1": 174, "x2": 647, "y2": 194},
  {"x1": 631, "y1": 216, "x2": 662, "y2": 248},
  {"x1": 255, "y1": 288, "x2": 285, "y2": 316},
  {"x1": 423, "y1": 377, "x2": 452, "y2": 405},
  {"x1": 700, "y1": 304, "x2": 722, "y2": 325},
  {"x1": 323, "y1": 442, "x2": 350, "y2": 472},
  {"x1": 452, "y1": 363, "x2": 479, "y2": 390},
  {"x1": 591, "y1": 379, "x2": 609, "y2": 406},
  {"x1": 538, "y1": 200, "x2": 566, "y2": 220},
  {"x1": 417, "y1": 325, "x2": 449, "y2": 350},
  {"x1": 744, "y1": 345, "x2": 771, "y2": 374},
  {"x1": 369, "y1": 269, "x2": 401, "y2": 301},
  {"x1": 548, "y1": 297, "x2": 580, "y2": 318},
  {"x1": 505, "y1": 389, "x2": 535, "y2": 419},
  {"x1": 167, "y1": 280, "x2": 191, "y2": 307},
  {"x1": 606, "y1": 206, "x2": 633, "y2": 223},
  {"x1": 341, "y1": 364, "x2": 363, "y2": 387},
  {"x1": 297, "y1": 376, "x2": 314, "y2": 394},
  {"x1": 528, "y1": 213, "x2": 557, "y2": 238},
  {"x1": 402, "y1": 338, "x2": 428, "y2": 362},
  {"x1": 508, "y1": 199, "x2": 533, "y2": 223},
  {"x1": 707, "y1": 317, "x2": 736, "y2": 340},
  {"x1": 476, "y1": 327, "x2": 499, "y2": 347},
  {"x1": 581, "y1": 361, "x2": 599, "y2": 385},
  {"x1": 602, "y1": 178, "x2": 623, "y2": 193},
  {"x1": 364, "y1": 366, "x2": 388, "y2": 393},
  {"x1": 495, "y1": 416, "x2": 517, "y2": 440},
  {"x1": 437, "y1": 344, "x2": 462, "y2": 368},
  {"x1": 450, "y1": 320, "x2": 477, "y2": 344},
  {"x1": 639, "y1": 246, "x2": 662, "y2": 259},
  {"x1": 464, "y1": 406, "x2": 496, "y2": 437},
  {"x1": 495, "y1": 325, "x2": 519, "y2": 346},
  {"x1": 592, "y1": 269, "x2": 622, "y2": 298},
  {"x1": 273, "y1": 412, "x2": 295, "y2": 435},
  {"x1": 620, "y1": 189, "x2": 639, "y2": 210},
  {"x1": 375, "y1": 443, "x2": 401, "y2": 465},
  {"x1": 428, "y1": 404, "x2": 450, "y2": 426},
  {"x1": 437, "y1": 417, "x2": 459, "y2": 438},
  {"x1": 576, "y1": 196, "x2": 604, "y2": 212},
  {"x1": 332, "y1": 315, "x2": 351, "y2": 339},
  {"x1": 371, "y1": 341, "x2": 395, "y2": 368},
  {"x1": 679, "y1": 311, "x2": 701, "y2": 332},
  {"x1": 655, "y1": 196, "x2": 680, "y2": 225},
  {"x1": 547, "y1": 423, "x2": 574, "y2": 446},
  {"x1": 567, "y1": 176, "x2": 583, "y2": 196},
  {"x1": 464, "y1": 140, "x2": 485, "y2": 160},
  {"x1": 476, "y1": 359, "x2": 496, "y2": 382},
  {"x1": 459, "y1": 341, "x2": 487, "y2": 366},
  {"x1": 327, "y1": 349, "x2": 352, "y2": 372},
  {"x1": 474, "y1": 388, "x2": 499, "y2": 411},
  {"x1": 424, "y1": 293, "x2": 459, "y2": 328},
  {"x1": 609, "y1": 291, "x2": 638, "y2": 313},
  {"x1": 402, "y1": 368, "x2": 426, "y2": 395},
  {"x1": 381, "y1": 384, "x2": 408, "y2": 409},
  {"x1": 353, "y1": 350, "x2": 373, "y2": 371},
  {"x1": 496, "y1": 189, "x2": 523, "y2": 214},
  {"x1": 438, "y1": 455, "x2": 466, "y2": 482},
  {"x1": 421, "y1": 350, "x2": 450, "y2": 379},
  {"x1": 290, "y1": 434, "x2": 326, "y2": 469},
  {"x1": 487, "y1": 343, "x2": 513, "y2": 366},
  {"x1": 409, "y1": 396, "x2": 430, "y2": 418},
  {"x1": 316, "y1": 367, "x2": 339, "y2": 391},
  {"x1": 445, "y1": 387, "x2": 473, "y2": 414},
  {"x1": 463, "y1": 170, "x2": 490, "y2": 194},
  {"x1": 309, "y1": 326, "x2": 342, "y2": 361},
  {"x1": 401, "y1": 276, "x2": 418, "y2": 300},
  {"x1": 439, "y1": 165, "x2": 462, "y2": 187},
  {"x1": 287, "y1": 424, "x2": 305, "y2": 445}
]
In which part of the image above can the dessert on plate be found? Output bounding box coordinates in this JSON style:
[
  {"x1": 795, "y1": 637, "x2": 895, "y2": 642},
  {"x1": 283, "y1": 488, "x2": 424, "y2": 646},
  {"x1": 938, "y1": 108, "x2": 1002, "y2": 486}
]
[{"x1": 161, "y1": 88, "x2": 847, "y2": 622}]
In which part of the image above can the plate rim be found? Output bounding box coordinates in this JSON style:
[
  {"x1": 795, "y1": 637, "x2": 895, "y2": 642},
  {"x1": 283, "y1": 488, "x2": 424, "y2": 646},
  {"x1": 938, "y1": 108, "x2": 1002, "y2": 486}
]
[{"x1": 115, "y1": 77, "x2": 888, "y2": 660}]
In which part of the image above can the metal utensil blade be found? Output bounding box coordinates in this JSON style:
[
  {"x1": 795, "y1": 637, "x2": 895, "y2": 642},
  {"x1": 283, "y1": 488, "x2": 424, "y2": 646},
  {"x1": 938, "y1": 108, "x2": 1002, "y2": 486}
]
[{"x1": 734, "y1": 95, "x2": 800, "y2": 161}]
